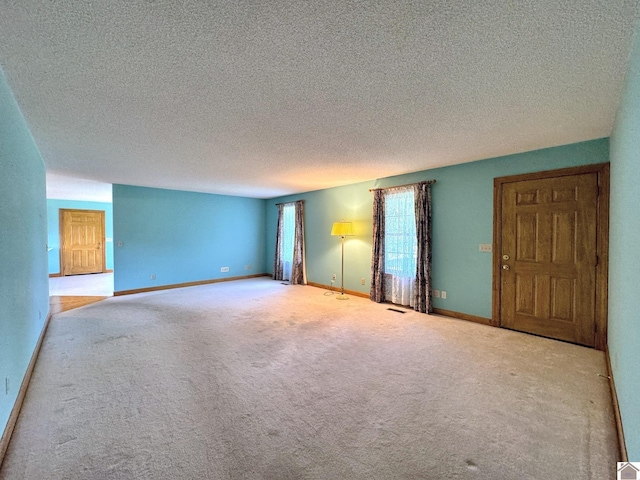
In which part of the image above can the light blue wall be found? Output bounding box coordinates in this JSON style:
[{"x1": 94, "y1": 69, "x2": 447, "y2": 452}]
[
  {"x1": 46, "y1": 199, "x2": 114, "y2": 274},
  {"x1": 0, "y1": 67, "x2": 49, "y2": 439},
  {"x1": 609, "y1": 20, "x2": 640, "y2": 460},
  {"x1": 266, "y1": 138, "x2": 609, "y2": 319},
  {"x1": 113, "y1": 184, "x2": 267, "y2": 292}
]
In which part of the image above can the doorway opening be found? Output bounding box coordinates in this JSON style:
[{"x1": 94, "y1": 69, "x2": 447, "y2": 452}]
[{"x1": 50, "y1": 207, "x2": 113, "y2": 299}]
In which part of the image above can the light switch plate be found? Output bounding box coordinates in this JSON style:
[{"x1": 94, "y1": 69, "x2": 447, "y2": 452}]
[{"x1": 479, "y1": 244, "x2": 492, "y2": 252}]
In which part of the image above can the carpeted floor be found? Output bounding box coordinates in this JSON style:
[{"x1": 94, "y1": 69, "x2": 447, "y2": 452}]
[
  {"x1": 1, "y1": 278, "x2": 617, "y2": 479},
  {"x1": 49, "y1": 273, "x2": 114, "y2": 297}
]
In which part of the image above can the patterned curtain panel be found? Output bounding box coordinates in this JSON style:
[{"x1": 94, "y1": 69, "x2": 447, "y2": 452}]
[
  {"x1": 291, "y1": 200, "x2": 307, "y2": 285},
  {"x1": 370, "y1": 189, "x2": 386, "y2": 302},
  {"x1": 414, "y1": 182, "x2": 433, "y2": 313},
  {"x1": 273, "y1": 203, "x2": 285, "y2": 281}
]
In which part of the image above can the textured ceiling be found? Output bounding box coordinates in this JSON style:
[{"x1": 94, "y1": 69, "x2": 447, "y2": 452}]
[
  {"x1": 46, "y1": 172, "x2": 112, "y2": 203},
  {"x1": 1, "y1": 1, "x2": 638, "y2": 199}
]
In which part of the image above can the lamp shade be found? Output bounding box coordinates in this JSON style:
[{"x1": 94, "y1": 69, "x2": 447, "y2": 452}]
[{"x1": 331, "y1": 221, "x2": 354, "y2": 237}]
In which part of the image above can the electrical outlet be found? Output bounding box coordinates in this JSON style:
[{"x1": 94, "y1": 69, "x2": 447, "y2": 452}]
[
  {"x1": 332, "y1": 274, "x2": 337, "y2": 281},
  {"x1": 117, "y1": 241, "x2": 123, "y2": 247},
  {"x1": 361, "y1": 278, "x2": 365, "y2": 285},
  {"x1": 221, "y1": 267, "x2": 230, "y2": 273},
  {"x1": 150, "y1": 274, "x2": 156, "y2": 280},
  {"x1": 441, "y1": 291, "x2": 447, "y2": 299},
  {"x1": 433, "y1": 290, "x2": 440, "y2": 298}
]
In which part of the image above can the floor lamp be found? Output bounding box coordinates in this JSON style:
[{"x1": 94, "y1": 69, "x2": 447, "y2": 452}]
[{"x1": 331, "y1": 221, "x2": 354, "y2": 300}]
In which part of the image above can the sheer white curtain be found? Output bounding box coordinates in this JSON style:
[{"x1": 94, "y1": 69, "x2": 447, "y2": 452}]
[
  {"x1": 384, "y1": 187, "x2": 417, "y2": 306},
  {"x1": 274, "y1": 201, "x2": 306, "y2": 284},
  {"x1": 281, "y1": 203, "x2": 295, "y2": 281}
]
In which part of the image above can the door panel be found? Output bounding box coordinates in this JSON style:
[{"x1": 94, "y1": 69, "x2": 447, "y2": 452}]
[
  {"x1": 500, "y1": 173, "x2": 598, "y2": 346},
  {"x1": 60, "y1": 209, "x2": 105, "y2": 276}
]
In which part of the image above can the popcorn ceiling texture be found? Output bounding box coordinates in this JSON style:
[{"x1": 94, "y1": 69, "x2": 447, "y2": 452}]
[{"x1": 0, "y1": 1, "x2": 638, "y2": 198}]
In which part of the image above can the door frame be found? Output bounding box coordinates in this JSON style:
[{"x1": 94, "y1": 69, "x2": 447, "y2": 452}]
[
  {"x1": 491, "y1": 163, "x2": 610, "y2": 350},
  {"x1": 59, "y1": 208, "x2": 107, "y2": 276}
]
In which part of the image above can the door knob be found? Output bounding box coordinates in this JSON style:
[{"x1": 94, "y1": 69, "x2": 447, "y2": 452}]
[{"x1": 502, "y1": 265, "x2": 510, "y2": 270}]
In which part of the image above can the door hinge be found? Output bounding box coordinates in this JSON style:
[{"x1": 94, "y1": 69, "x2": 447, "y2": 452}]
[{"x1": 595, "y1": 254, "x2": 599, "y2": 266}]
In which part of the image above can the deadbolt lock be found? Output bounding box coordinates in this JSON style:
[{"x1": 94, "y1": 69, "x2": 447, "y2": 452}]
[{"x1": 502, "y1": 254, "x2": 510, "y2": 260}]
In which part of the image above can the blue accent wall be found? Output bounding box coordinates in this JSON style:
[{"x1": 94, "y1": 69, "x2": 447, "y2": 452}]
[
  {"x1": 0, "y1": 67, "x2": 49, "y2": 440},
  {"x1": 46, "y1": 199, "x2": 114, "y2": 274},
  {"x1": 113, "y1": 185, "x2": 267, "y2": 292},
  {"x1": 266, "y1": 138, "x2": 609, "y2": 319},
  {"x1": 609, "y1": 20, "x2": 640, "y2": 460}
]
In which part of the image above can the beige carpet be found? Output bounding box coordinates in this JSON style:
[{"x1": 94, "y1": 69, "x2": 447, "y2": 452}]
[
  {"x1": 49, "y1": 272, "x2": 114, "y2": 297},
  {"x1": 1, "y1": 278, "x2": 617, "y2": 479}
]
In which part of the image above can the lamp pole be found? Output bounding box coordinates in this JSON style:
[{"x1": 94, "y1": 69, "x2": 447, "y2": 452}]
[
  {"x1": 338, "y1": 234, "x2": 348, "y2": 300},
  {"x1": 341, "y1": 235, "x2": 345, "y2": 296},
  {"x1": 331, "y1": 220, "x2": 353, "y2": 300}
]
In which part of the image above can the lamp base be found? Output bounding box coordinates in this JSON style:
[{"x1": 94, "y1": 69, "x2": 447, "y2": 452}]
[{"x1": 336, "y1": 294, "x2": 349, "y2": 300}]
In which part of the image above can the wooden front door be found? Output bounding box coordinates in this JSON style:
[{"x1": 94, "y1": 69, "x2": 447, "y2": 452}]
[
  {"x1": 60, "y1": 209, "x2": 106, "y2": 276},
  {"x1": 493, "y1": 165, "x2": 609, "y2": 349}
]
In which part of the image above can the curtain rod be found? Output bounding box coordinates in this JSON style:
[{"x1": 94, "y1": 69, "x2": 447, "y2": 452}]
[
  {"x1": 369, "y1": 179, "x2": 436, "y2": 192},
  {"x1": 275, "y1": 199, "x2": 305, "y2": 206}
]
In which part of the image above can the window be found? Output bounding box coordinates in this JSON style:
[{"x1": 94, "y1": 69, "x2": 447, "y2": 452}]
[
  {"x1": 273, "y1": 200, "x2": 307, "y2": 285},
  {"x1": 384, "y1": 187, "x2": 416, "y2": 306},
  {"x1": 371, "y1": 181, "x2": 433, "y2": 313},
  {"x1": 384, "y1": 188, "x2": 416, "y2": 277},
  {"x1": 281, "y1": 203, "x2": 295, "y2": 280}
]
